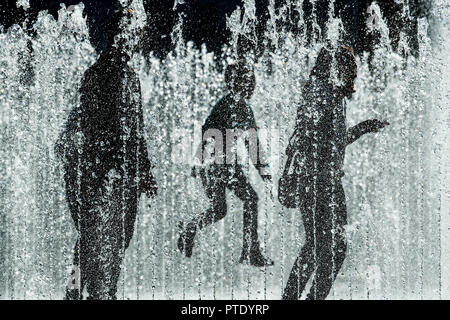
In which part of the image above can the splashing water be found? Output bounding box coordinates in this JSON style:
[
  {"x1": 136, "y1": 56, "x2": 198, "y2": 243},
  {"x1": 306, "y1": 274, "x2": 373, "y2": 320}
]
[{"x1": 0, "y1": 0, "x2": 448, "y2": 299}]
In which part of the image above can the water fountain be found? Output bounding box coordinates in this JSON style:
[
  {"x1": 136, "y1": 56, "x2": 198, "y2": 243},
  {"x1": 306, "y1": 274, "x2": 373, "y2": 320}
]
[{"x1": 0, "y1": 0, "x2": 448, "y2": 299}]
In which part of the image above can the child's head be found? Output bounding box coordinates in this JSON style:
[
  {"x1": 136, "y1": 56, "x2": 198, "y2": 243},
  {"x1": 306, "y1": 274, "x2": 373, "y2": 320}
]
[
  {"x1": 311, "y1": 45, "x2": 357, "y2": 98},
  {"x1": 225, "y1": 61, "x2": 256, "y2": 99},
  {"x1": 106, "y1": 8, "x2": 145, "y2": 57},
  {"x1": 337, "y1": 46, "x2": 357, "y2": 98}
]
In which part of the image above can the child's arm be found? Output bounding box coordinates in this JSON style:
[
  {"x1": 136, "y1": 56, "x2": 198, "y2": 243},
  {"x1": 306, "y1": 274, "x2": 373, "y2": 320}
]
[
  {"x1": 254, "y1": 134, "x2": 271, "y2": 180},
  {"x1": 192, "y1": 104, "x2": 222, "y2": 177},
  {"x1": 191, "y1": 131, "x2": 207, "y2": 178},
  {"x1": 136, "y1": 80, "x2": 157, "y2": 198},
  {"x1": 347, "y1": 119, "x2": 389, "y2": 145},
  {"x1": 247, "y1": 109, "x2": 271, "y2": 180}
]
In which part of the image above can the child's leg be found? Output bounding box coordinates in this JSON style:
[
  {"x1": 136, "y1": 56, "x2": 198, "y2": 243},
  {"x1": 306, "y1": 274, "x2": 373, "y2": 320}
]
[
  {"x1": 178, "y1": 170, "x2": 227, "y2": 258},
  {"x1": 227, "y1": 168, "x2": 273, "y2": 266},
  {"x1": 79, "y1": 211, "x2": 103, "y2": 299},
  {"x1": 226, "y1": 168, "x2": 259, "y2": 250},
  {"x1": 282, "y1": 239, "x2": 315, "y2": 300},
  {"x1": 307, "y1": 181, "x2": 347, "y2": 300},
  {"x1": 283, "y1": 185, "x2": 316, "y2": 300},
  {"x1": 196, "y1": 171, "x2": 227, "y2": 229},
  {"x1": 101, "y1": 180, "x2": 131, "y2": 300}
]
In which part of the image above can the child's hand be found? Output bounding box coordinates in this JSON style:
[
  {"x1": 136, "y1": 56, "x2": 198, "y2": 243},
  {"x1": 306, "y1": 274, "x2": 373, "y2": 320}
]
[
  {"x1": 366, "y1": 119, "x2": 389, "y2": 133},
  {"x1": 144, "y1": 184, "x2": 158, "y2": 199},
  {"x1": 140, "y1": 174, "x2": 158, "y2": 198},
  {"x1": 191, "y1": 166, "x2": 198, "y2": 178}
]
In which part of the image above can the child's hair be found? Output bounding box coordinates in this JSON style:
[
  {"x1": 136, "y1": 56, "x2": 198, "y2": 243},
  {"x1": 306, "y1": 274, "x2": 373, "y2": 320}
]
[
  {"x1": 225, "y1": 60, "x2": 256, "y2": 94},
  {"x1": 310, "y1": 45, "x2": 357, "y2": 83},
  {"x1": 106, "y1": 8, "x2": 135, "y2": 46},
  {"x1": 337, "y1": 46, "x2": 357, "y2": 82}
]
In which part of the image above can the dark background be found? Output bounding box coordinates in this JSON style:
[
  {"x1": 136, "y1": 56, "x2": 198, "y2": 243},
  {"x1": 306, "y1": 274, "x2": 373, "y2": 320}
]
[{"x1": 0, "y1": 1, "x2": 430, "y2": 58}]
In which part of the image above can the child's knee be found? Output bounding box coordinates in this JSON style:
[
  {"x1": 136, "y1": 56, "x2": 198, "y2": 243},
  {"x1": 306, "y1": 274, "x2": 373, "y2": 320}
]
[{"x1": 213, "y1": 200, "x2": 227, "y2": 219}]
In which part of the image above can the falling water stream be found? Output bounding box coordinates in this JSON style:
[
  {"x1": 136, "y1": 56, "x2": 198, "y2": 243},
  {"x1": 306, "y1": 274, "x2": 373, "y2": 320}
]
[{"x1": 0, "y1": 0, "x2": 449, "y2": 299}]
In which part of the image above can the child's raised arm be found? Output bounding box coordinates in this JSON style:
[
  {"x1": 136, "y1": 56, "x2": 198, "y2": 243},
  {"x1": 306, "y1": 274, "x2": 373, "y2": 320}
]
[{"x1": 347, "y1": 119, "x2": 389, "y2": 145}]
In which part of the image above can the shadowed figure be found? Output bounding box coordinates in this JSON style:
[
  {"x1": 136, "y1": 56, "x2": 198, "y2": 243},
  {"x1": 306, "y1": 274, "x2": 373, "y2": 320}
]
[
  {"x1": 55, "y1": 8, "x2": 157, "y2": 300},
  {"x1": 280, "y1": 45, "x2": 389, "y2": 300},
  {"x1": 177, "y1": 61, "x2": 274, "y2": 267}
]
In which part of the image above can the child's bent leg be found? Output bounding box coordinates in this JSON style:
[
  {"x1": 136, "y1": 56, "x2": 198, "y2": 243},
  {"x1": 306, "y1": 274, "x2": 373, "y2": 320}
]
[
  {"x1": 196, "y1": 175, "x2": 227, "y2": 229},
  {"x1": 178, "y1": 172, "x2": 227, "y2": 258}
]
